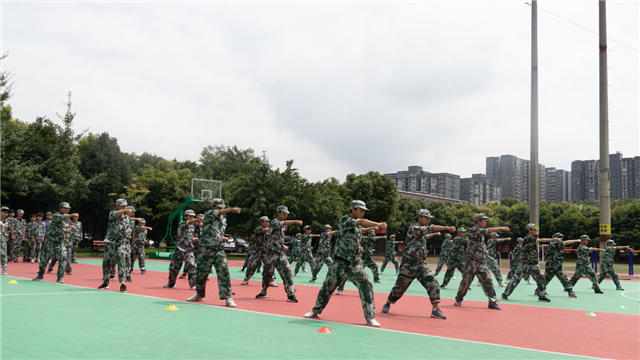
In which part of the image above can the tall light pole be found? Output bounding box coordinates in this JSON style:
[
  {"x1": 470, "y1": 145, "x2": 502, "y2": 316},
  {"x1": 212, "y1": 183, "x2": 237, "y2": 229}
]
[
  {"x1": 598, "y1": 0, "x2": 611, "y2": 248},
  {"x1": 530, "y1": 0, "x2": 540, "y2": 228}
]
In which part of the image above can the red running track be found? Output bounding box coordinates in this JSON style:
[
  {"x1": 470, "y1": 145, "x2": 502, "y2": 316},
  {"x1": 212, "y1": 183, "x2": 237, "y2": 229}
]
[{"x1": 8, "y1": 261, "x2": 639, "y2": 360}]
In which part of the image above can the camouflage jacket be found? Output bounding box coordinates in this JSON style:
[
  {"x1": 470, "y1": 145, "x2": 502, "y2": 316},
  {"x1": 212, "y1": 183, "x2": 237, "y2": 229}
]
[
  {"x1": 133, "y1": 226, "x2": 148, "y2": 247},
  {"x1": 545, "y1": 240, "x2": 565, "y2": 267},
  {"x1": 385, "y1": 239, "x2": 396, "y2": 257},
  {"x1": 511, "y1": 245, "x2": 523, "y2": 266},
  {"x1": 300, "y1": 234, "x2": 313, "y2": 252},
  {"x1": 0, "y1": 218, "x2": 10, "y2": 243},
  {"x1": 334, "y1": 215, "x2": 362, "y2": 264},
  {"x1": 520, "y1": 235, "x2": 539, "y2": 265},
  {"x1": 13, "y1": 218, "x2": 26, "y2": 238},
  {"x1": 290, "y1": 238, "x2": 300, "y2": 255},
  {"x1": 449, "y1": 236, "x2": 467, "y2": 262},
  {"x1": 252, "y1": 226, "x2": 269, "y2": 253},
  {"x1": 576, "y1": 244, "x2": 592, "y2": 266},
  {"x1": 601, "y1": 247, "x2": 615, "y2": 268},
  {"x1": 47, "y1": 212, "x2": 67, "y2": 246},
  {"x1": 105, "y1": 211, "x2": 127, "y2": 244},
  {"x1": 70, "y1": 221, "x2": 83, "y2": 241},
  {"x1": 34, "y1": 221, "x2": 46, "y2": 240},
  {"x1": 361, "y1": 235, "x2": 375, "y2": 256},
  {"x1": 25, "y1": 222, "x2": 36, "y2": 240},
  {"x1": 176, "y1": 220, "x2": 196, "y2": 251},
  {"x1": 266, "y1": 219, "x2": 287, "y2": 254},
  {"x1": 200, "y1": 209, "x2": 226, "y2": 250},
  {"x1": 486, "y1": 238, "x2": 499, "y2": 258},
  {"x1": 403, "y1": 223, "x2": 434, "y2": 263},
  {"x1": 317, "y1": 232, "x2": 332, "y2": 255},
  {"x1": 466, "y1": 226, "x2": 490, "y2": 262},
  {"x1": 441, "y1": 239, "x2": 453, "y2": 258}
]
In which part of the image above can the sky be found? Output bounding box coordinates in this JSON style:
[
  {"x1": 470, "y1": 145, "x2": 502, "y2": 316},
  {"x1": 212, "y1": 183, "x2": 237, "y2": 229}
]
[{"x1": 2, "y1": 0, "x2": 638, "y2": 183}]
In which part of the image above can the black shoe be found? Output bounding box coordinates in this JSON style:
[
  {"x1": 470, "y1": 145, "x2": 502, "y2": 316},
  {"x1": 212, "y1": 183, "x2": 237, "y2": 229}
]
[
  {"x1": 488, "y1": 302, "x2": 502, "y2": 310},
  {"x1": 32, "y1": 276, "x2": 44, "y2": 281},
  {"x1": 255, "y1": 292, "x2": 268, "y2": 299},
  {"x1": 538, "y1": 297, "x2": 551, "y2": 302},
  {"x1": 98, "y1": 282, "x2": 109, "y2": 289},
  {"x1": 141, "y1": 270, "x2": 146, "y2": 274},
  {"x1": 120, "y1": 284, "x2": 127, "y2": 293},
  {"x1": 501, "y1": 293, "x2": 508, "y2": 300},
  {"x1": 46, "y1": 269, "x2": 53, "y2": 274},
  {"x1": 595, "y1": 289, "x2": 604, "y2": 294},
  {"x1": 287, "y1": 295, "x2": 298, "y2": 303},
  {"x1": 431, "y1": 308, "x2": 446, "y2": 319},
  {"x1": 110, "y1": 276, "x2": 115, "y2": 280},
  {"x1": 126, "y1": 276, "x2": 132, "y2": 282}
]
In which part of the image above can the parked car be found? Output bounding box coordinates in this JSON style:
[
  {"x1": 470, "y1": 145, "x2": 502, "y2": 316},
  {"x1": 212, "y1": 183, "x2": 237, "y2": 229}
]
[{"x1": 224, "y1": 237, "x2": 249, "y2": 253}]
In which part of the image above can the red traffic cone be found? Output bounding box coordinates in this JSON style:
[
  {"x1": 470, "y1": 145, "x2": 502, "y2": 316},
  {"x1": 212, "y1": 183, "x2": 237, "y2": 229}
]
[{"x1": 317, "y1": 326, "x2": 333, "y2": 333}]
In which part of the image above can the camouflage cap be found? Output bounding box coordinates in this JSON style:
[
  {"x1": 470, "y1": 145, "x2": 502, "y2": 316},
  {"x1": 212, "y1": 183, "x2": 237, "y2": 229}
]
[
  {"x1": 296, "y1": 233, "x2": 302, "y2": 237},
  {"x1": 368, "y1": 229, "x2": 375, "y2": 235},
  {"x1": 490, "y1": 232, "x2": 499, "y2": 238},
  {"x1": 417, "y1": 209, "x2": 434, "y2": 218},
  {"x1": 606, "y1": 239, "x2": 616, "y2": 245},
  {"x1": 552, "y1": 232, "x2": 564, "y2": 238},
  {"x1": 259, "y1": 216, "x2": 269, "y2": 222},
  {"x1": 324, "y1": 224, "x2": 332, "y2": 230},
  {"x1": 127, "y1": 206, "x2": 136, "y2": 212},
  {"x1": 0, "y1": 206, "x2": 8, "y2": 212},
  {"x1": 277, "y1": 205, "x2": 289, "y2": 214},
  {"x1": 209, "y1": 198, "x2": 225, "y2": 208},
  {"x1": 303, "y1": 225, "x2": 311, "y2": 230},
  {"x1": 525, "y1": 223, "x2": 538, "y2": 231},
  {"x1": 516, "y1": 237, "x2": 523, "y2": 243},
  {"x1": 457, "y1": 227, "x2": 467, "y2": 233},
  {"x1": 390, "y1": 234, "x2": 396, "y2": 238},
  {"x1": 184, "y1": 209, "x2": 195, "y2": 216},
  {"x1": 444, "y1": 233, "x2": 452, "y2": 239},
  {"x1": 139, "y1": 218, "x2": 146, "y2": 223},
  {"x1": 350, "y1": 200, "x2": 368, "y2": 211},
  {"x1": 197, "y1": 214, "x2": 205, "y2": 219},
  {"x1": 116, "y1": 198, "x2": 128, "y2": 207},
  {"x1": 46, "y1": 211, "x2": 52, "y2": 215},
  {"x1": 59, "y1": 202, "x2": 71, "y2": 209},
  {"x1": 17, "y1": 209, "x2": 24, "y2": 214},
  {"x1": 473, "y1": 213, "x2": 489, "y2": 222},
  {"x1": 580, "y1": 235, "x2": 590, "y2": 240}
]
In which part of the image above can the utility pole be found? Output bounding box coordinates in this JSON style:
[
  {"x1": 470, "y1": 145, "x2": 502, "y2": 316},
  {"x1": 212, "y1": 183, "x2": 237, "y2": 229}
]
[
  {"x1": 598, "y1": 0, "x2": 611, "y2": 248},
  {"x1": 530, "y1": 0, "x2": 540, "y2": 228}
]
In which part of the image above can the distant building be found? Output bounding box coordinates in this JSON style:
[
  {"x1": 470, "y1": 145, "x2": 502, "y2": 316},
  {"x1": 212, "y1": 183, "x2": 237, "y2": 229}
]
[
  {"x1": 460, "y1": 174, "x2": 501, "y2": 206},
  {"x1": 387, "y1": 166, "x2": 460, "y2": 199},
  {"x1": 396, "y1": 190, "x2": 467, "y2": 206},
  {"x1": 545, "y1": 168, "x2": 571, "y2": 203},
  {"x1": 486, "y1": 155, "x2": 547, "y2": 203},
  {"x1": 572, "y1": 152, "x2": 640, "y2": 201}
]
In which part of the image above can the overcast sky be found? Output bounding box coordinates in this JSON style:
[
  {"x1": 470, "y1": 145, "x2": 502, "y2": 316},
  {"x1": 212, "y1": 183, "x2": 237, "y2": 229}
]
[{"x1": 2, "y1": 0, "x2": 638, "y2": 183}]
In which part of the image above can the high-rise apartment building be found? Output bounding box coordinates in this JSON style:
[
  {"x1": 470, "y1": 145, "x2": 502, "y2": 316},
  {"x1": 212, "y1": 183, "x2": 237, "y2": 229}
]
[
  {"x1": 387, "y1": 166, "x2": 460, "y2": 199},
  {"x1": 460, "y1": 174, "x2": 501, "y2": 206},
  {"x1": 546, "y1": 168, "x2": 571, "y2": 203},
  {"x1": 486, "y1": 155, "x2": 547, "y2": 203},
  {"x1": 573, "y1": 153, "x2": 640, "y2": 201}
]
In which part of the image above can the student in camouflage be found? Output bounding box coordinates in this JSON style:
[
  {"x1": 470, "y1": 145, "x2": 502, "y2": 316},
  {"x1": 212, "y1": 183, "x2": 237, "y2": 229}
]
[
  {"x1": 434, "y1": 233, "x2": 453, "y2": 276},
  {"x1": 569, "y1": 235, "x2": 605, "y2": 293},
  {"x1": 543, "y1": 233, "x2": 580, "y2": 298},
  {"x1": 6, "y1": 209, "x2": 16, "y2": 262},
  {"x1": 288, "y1": 233, "x2": 301, "y2": 266},
  {"x1": 506, "y1": 238, "x2": 531, "y2": 283},
  {"x1": 98, "y1": 199, "x2": 134, "y2": 292},
  {"x1": 382, "y1": 209, "x2": 455, "y2": 319},
  {"x1": 334, "y1": 225, "x2": 378, "y2": 295},
  {"x1": 33, "y1": 202, "x2": 79, "y2": 283},
  {"x1": 187, "y1": 198, "x2": 241, "y2": 307},
  {"x1": 311, "y1": 225, "x2": 338, "y2": 282},
  {"x1": 296, "y1": 226, "x2": 318, "y2": 276},
  {"x1": 501, "y1": 224, "x2": 558, "y2": 302},
  {"x1": 440, "y1": 228, "x2": 467, "y2": 288},
  {"x1": 598, "y1": 239, "x2": 630, "y2": 290},
  {"x1": 24, "y1": 214, "x2": 37, "y2": 262},
  {"x1": 165, "y1": 210, "x2": 199, "y2": 290},
  {"x1": 9, "y1": 209, "x2": 26, "y2": 262},
  {"x1": 381, "y1": 235, "x2": 402, "y2": 275},
  {"x1": 33, "y1": 213, "x2": 45, "y2": 262},
  {"x1": 483, "y1": 232, "x2": 510, "y2": 287},
  {"x1": 356, "y1": 229, "x2": 384, "y2": 283},
  {"x1": 241, "y1": 216, "x2": 270, "y2": 285},
  {"x1": 130, "y1": 218, "x2": 152, "y2": 274},
  {"x1": 455, "y1": 214, "x2": 508, "y2": 310},
  {"x1": 256, "y1": 205, "x2": 301, "y2": 302},
  {"x1": 304, "y1": 200, "x2": 387, "y2": 327},
  {"x1": 1, "y1": 207, "x2": 10, "y2": 274},
  {"x1": 69, "y1": 214, "x2": 83, "y2": 263}
]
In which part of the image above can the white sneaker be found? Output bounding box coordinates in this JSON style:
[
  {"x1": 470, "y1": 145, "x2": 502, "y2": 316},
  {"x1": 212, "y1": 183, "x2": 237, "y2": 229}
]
[
  {"x1": 366, "y1": 319, "x2": 381, "y2": 327},
  {"x1": 225, "y1": 298, "x2": 237, "y2": 308},
  {"x1": 187, "y1": 294, "x2": 203, "y2": 302},
  {"x1": 476, "y1": 282, "x2": 481, "y2": 286},
  {"x1": 336, "y1": 289, "x2": 343, "y2": 295},
  {"x1": 302, "y1": 269, "x2": 308, "y2": 273},
  {"x1": 452, "y1": 276, "x2": 456, "y2": 280},
  {"x1": 499, "y1": 281, "x2": 507, "y2": 287},
  {"x1": 269, "y1": 281, "x2": 278, "y2": 287},
  {"x1": 527, "y1": 279, "x2": 534, "y2": 285},
  {"x1": 303, "y1": 311, "x2": 318, "y2": 318},
  {"x1": 241, "y1": 279, "x2": 249, "y2": 285},
  {"x1": 190, "y1": 286, "x2": 197, "y2": 291}
]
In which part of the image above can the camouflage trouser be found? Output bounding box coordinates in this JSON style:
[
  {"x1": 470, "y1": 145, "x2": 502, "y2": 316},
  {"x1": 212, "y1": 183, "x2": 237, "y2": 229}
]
[
  {"x1": 48, "y1": 245, "x2": 72, "y2": 273},
  {"x1": 485, "y1": 256, "x2": 503, "y2": 283},
  {"x1": 288, "y1": 248, "x2": 299, "y2": 264},
  {"x1": 244, "y1": 250, "x2": 265, "y2": 281},
  {"x1": 34, "y1": 241, "x2": 43, "y2": 262},
  {"x1": 434, "y1": 255, "x2": 449, "y2": 276},
  {"x1": 261, "y1": 251, "x2": 295, "y2": 296},
  {"x1": 9, "y1": 239, "x2": 21, "y2": 261},
  {"x1": 168, "y1": 249, "x2": 196, "y2": 288},
  {"x1": 570, "y1": 264, "x2": 601, "y2": 291},
  {"x1": 381, "y1": 255, "x2": 399, "y2": 273},
  {"x1": 102, "y1": 242, "x2": 130, "y2": 283},
  {"x1": 441, "y1": 259, "x2": 465, "y2": 287},
  {"x1": 70, "y1": 240, "x2": 80, "y2": 262},
  {"x1": 597, "y1": 265, "x2": 621, "y2": 287},
  {"x1": 502, "y1": 262, "x2": 547, "y2": 299},
  {"x1": 195, "y1": 246, "x2": 232, "y2": 300},
  {"x1": 0, "y1": 241, "x2": 7, "y2": 268},
  {"x1": 361, "y1": 254, "x2": 379, "y2": 282},
  {"x1": 544, "y1": 264, "x2": 573, "y2": 291},
  {"x1": 130, "y1": 244, "x2": 146, "y2": 272},
  {"x1": 455, "y1": 259, "x2": 498, "y2": 303},
  {"x1": 311, "y1": 258, "x2": 375, "y2": 320},
  {"x1": 38, "y1": 244, "x2": 67, "y2": 280},
  {"x1": 388, "y1": 260, "x2": 440, "y2": 305},
  {"x1": 23, "y1": 240, "x2": 32, "y2": 260},
  {"x1": 506, "y1": 262, "x2": 530, "y2": 282},
  {"x1": 38, "y1": 241, "x2": 53, "y2": 274},
  {"x1": 311, "y1": 252, "x2": 333, "y2": 280},
  {"x1": 295, "y1": 249, "x2": 315, "y2": 275},
  {"x1": 110, "y1": 243, "x2": 131, "y2": 278},
  {"x1": 242, "y1": 249, "x2": 252, "y2": 270}
]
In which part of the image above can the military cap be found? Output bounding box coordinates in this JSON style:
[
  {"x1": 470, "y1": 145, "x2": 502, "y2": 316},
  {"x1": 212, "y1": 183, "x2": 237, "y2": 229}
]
[
  {"x1": 444, "y1": 233, "x2": 452, "y2": 239},
  {"x1": 296, "y1": 233, "x2": 302, "y2": 237},
  {"x1": 116, "y1": 198, "x2": 128, "y2": 206},
  {"x1": 59, "y1": 202, "x2": 71, "y2": 209},
  {"x1": 516, "y1": 237, "x2": 523, "y2": 243},
  {"x1": 184, "y1": 209, "x2": 195, "y2": 216},
  {"x1": 606, "y1": 239, "x2": 616, "y2": 245},
  {"x1": 417, "y1": 209, "x2": 434, "y2": 218},
  {"x1": 525, "y1": 223, "x2": 538, "y2": 230},
  {"x1": 390, "y1": 235, "x2": 396, "y2": 238},
  {"x1": 553, "y1": 232, "x2": 564, "y2": 238},
  {"x1": 46, "y1": 211, "x2": 52, "y2": 215},
  {"x1": 490, "y1": 232, "x2": 499, "y2": 238},
  {"x1": 197, "y1": 214, "x2": 205, "y2": 218},
  {"x1": 0, "y1": 206, "x2": 8, "y2": 212},
  {"x1": 303, "y1": 225, "x2": 311, "y2": 230},
  {"x1": 139, "y1": 218, "x2": 146, "y2": 223},
  {"x1": 259, "y1": 216, "x2": 269, "y2": 222},
  {"x1": 127, "y1": 206, "x2": 136, "y2": 212},
  {"x1": 324, "y1": 224, "x2": 332, "y2": 230},
  {"x1": 580, "y1": 235, "x2": 590, "y2": 240},
  {"x1": 209, "y1": 198, "x2": 225, "y2": 208},
  {"x1": 368, "y1": 229, "x2": 375, "y2": 234},
  {"x1": 17, "y1": 209, "x2": 24, "y2": 214},
  {"x1": 277, "y1": 205, "x2": 289, "y2": 214},
  {"x1": 350, "y1": 200, "x2": 368, "y2": 211},
  {"x1": 457, "y1": 227, "x2": 467, "y2": 233},
  {"x1": 473, "y1": 213, "x2": 489, "y2": 222}
]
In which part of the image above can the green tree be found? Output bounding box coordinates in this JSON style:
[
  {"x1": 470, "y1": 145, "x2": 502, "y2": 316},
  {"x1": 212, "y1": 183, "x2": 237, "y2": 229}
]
[{"x1": 341, "y1": 171, "x2": 397, "y2": 223}]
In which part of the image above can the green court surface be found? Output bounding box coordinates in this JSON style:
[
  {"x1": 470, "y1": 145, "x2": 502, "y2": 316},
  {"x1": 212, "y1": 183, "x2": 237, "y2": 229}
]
[
  {"x1": 1, "y1": 277, "x2": 594, "y2": 360},
  {"x1": 80, "y1": 258, "x2": 640, "y2": 315}
]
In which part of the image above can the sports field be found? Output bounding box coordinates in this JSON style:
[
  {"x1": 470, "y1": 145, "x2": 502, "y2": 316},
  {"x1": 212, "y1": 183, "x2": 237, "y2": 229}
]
[{"x1": 1, "y1": 259, "x2": 638, "y2": 359}]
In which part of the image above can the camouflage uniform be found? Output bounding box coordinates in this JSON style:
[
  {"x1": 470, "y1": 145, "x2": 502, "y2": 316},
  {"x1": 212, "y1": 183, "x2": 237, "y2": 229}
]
[
  {"x1": 434, "y1": 235, "x2": 453, "y2": 276},
  {"x1": 69, "y1": 220, "x2": 82, "y2": 262},
  {"x1": 502, "y1": 234, "x2": 547, "y2": 299},
  {"x1": 570, "y1": 244, "x2": 601, "y2": 291},
  {"x1": 10, "y1": 217, "x2": 26, "y2": 262},
  {"x1": 544, "y1": 240, "x2": 573, "y2": 291},
  {"x1": 195, "y1": 209, "x2": 232, "y2": 299},
  {"x1": 485, "y1": 235, "x2": 504, "y2": 284},
  {"x1": 506, "y1": 244, "x2": 530, "y2": 283},
  {"x1": 441, "y1": 235, "x2": 466, "y2": 287},
  {"x1": 168, "y1": 220, "x2": 196, "y2": 288},
  {"x1": 33, "y1": 221, "x2": 46, "y2": 262},
  {"x1": 102, "y1": 211, "x2": 131, "y2": 283},
  {"x1": 260, "y1": 219, "x2": 295, "y2": 296},
  {"x1": 310, "y1": 215, "x2": 375, "y2": 321},
  {"x1": 311, "y1": 232, "x2": 334, "y2": 281},
  {"x1": 295, "y1": 234, "x2": 315, "y2": 275},
  {"x1": 24, "y1": 220, "x2": 36, "y2": 261},
  {"x1": 388, "y1": 224, "x2": 440, "y2": 305},
  {"x1": 455, "y1": 226, "x2": 498, "y2": 305},
  {"x1": 381, "y1": 239, "x2": 400, "y2": 274},
  {"x1": 288, "y1": 237, "x2": 301, "y2": 264},
  {"x1": 1, "y1": 216, "x2": 9, "y2": 268},
  {"x1": 243, "y1": 226, "x2": 268, "y2": 281},
  {"x1": 358, "y1": 234, "x2": 380, "y2": 282},
  {"x1": 47, "y1": 219, "x2": 73, "y2": 274},
  {"x1": 36, "y1": 212, "x2": 69, "y2": 281},
  {"x1": 130, "y1": 224, "x2": 147, "y2": 272},
  {"x1": 597, "y1": 246, "x2": 621, "y2": 288}
]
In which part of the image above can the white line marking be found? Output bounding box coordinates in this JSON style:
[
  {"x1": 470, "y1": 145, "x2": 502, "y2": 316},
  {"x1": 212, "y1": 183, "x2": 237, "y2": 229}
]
[
  {"x1": 5, "y1": 275, "x2": 610, "y2": 360},
  {"x1": 0, "y1": 291, "x2": 100, "y2": 297},
  {"x1": 620, "y1": 289, "x2": 640, "y2": 301}
]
